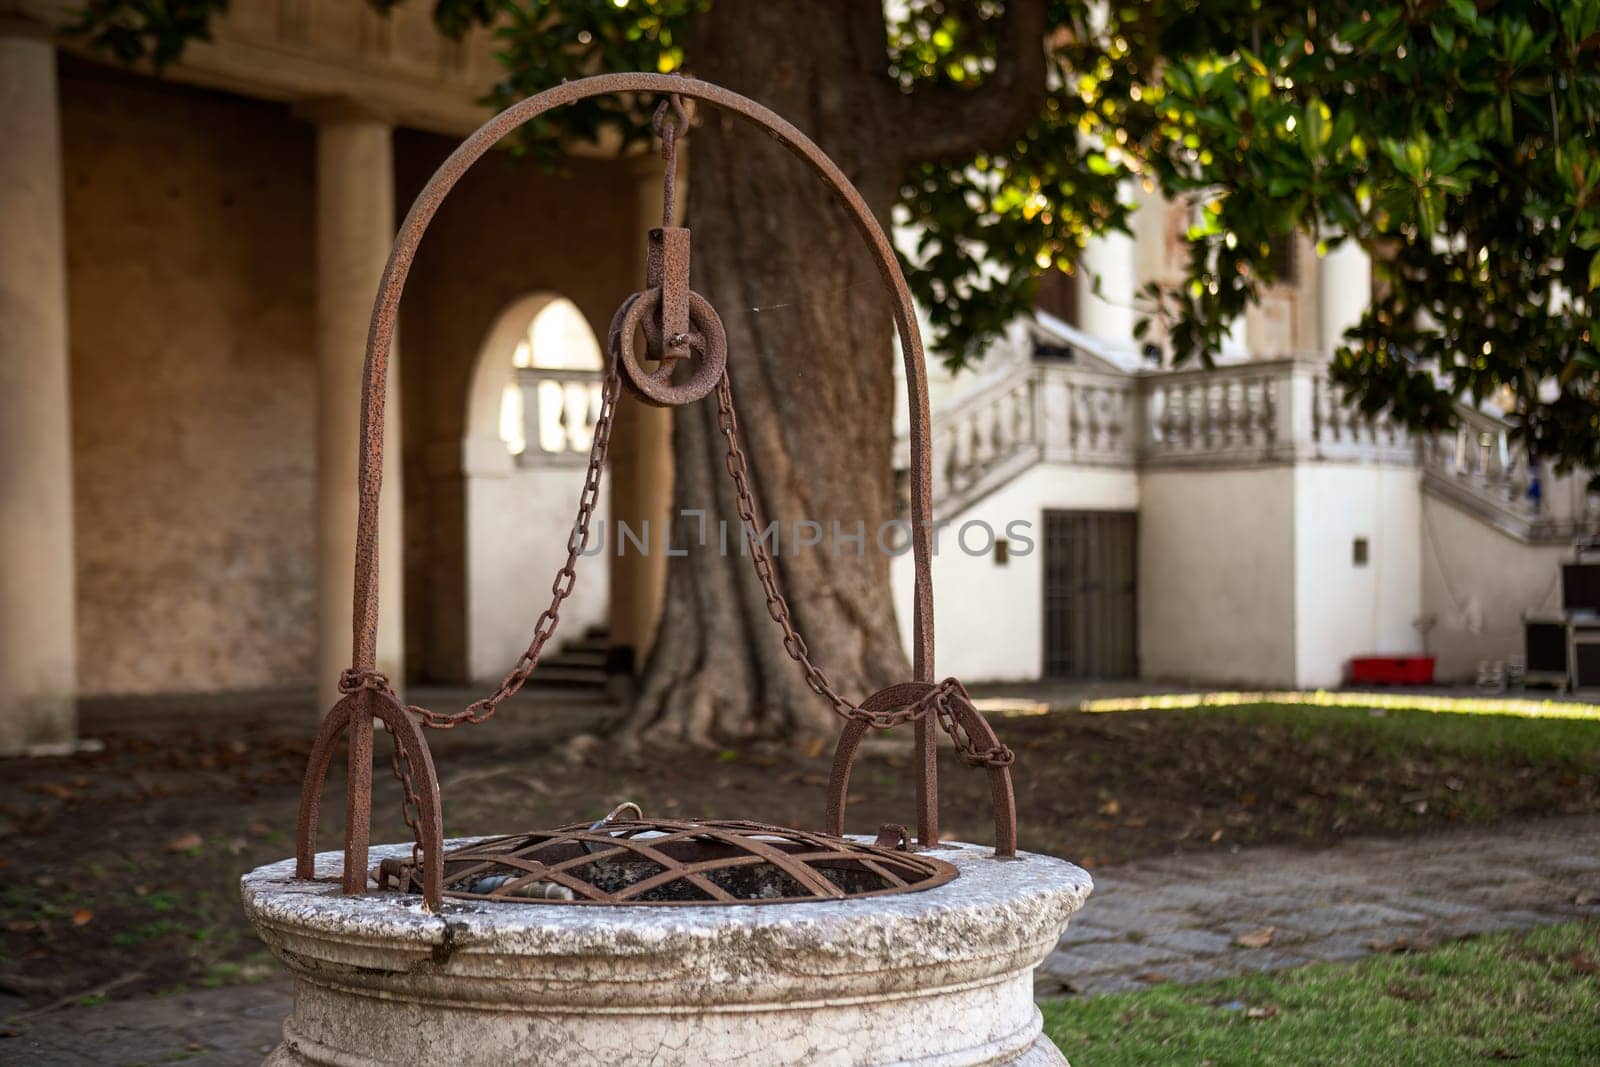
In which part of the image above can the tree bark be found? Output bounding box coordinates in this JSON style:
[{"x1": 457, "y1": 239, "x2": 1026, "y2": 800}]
[{"x1": 618, "y1": 0, "x2": 1044, "y2": 748}]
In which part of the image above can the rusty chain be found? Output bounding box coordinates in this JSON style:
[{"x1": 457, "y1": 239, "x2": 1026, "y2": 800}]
[
  {"x1": 338, "y1": 358, "x2": 1011, "y2": 768},
  {"x1": 339, "y1": 355, "x2": 622, "y2": 732},
  {"x1": 713, "y1": 374, "x2": 1013, "y2": 768},
  {"x1": 379, "y1": 716, "x2": 425, "y2": 868}
]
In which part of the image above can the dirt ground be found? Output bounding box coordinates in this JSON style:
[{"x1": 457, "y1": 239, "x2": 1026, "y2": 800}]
[{"x1": 2, "y1": 685, "x2": 1597, "y2": 1015}]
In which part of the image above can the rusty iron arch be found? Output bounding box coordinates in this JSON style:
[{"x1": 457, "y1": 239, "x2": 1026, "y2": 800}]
[{"x1": 295, "y1": 73, "x2": 1019, "y2": 910}]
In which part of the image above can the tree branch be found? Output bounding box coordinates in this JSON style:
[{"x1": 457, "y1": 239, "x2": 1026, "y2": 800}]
[{"x1": 892, "y1": 0, "x2": 1050, "y2": 163}]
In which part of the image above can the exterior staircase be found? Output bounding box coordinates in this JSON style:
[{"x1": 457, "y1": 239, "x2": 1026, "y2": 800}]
[{"x1": 523, "y1": 625, "x2": 610, "y2": 691}]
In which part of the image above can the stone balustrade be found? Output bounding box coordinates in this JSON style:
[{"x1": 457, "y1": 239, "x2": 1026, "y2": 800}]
[
  {"x1": 515, "y1": 365, "x2": 605, "y2": 463},
  {"x1": 908, "y1": 351, "x2": 1594, "y2": 540},
  {"x1": 1421, "y1": 401, "x2": 1599, "y2": 543}
]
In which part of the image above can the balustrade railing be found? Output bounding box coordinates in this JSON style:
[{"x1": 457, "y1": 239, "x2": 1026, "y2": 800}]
[
  {"x1": 919, "y1": 363, "x2": 1139, "y2": 515},
  {"x1": 905, "y1": 350, "x2": 1593, "y2": 540},
  {"x1": 1141, "y1": 364, "x2": 1285, "y2": 462},
  {"x1": 1420, "y1": 401, "x2": 1599, "y2": 541},
  {"x1": 515, "y1": 365, "x2": 604, "y2": 464}
]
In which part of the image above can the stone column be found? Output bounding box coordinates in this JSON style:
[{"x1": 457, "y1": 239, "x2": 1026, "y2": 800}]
[
  {"x1": 605, "y1": 153, "x2": 678, "y2": 677},
  {"x1": 0, "y1": 19, "x2": 76, "y2": 752},
  {"x1": 1318, "y1": 239, "x2": 1372, "y2": 357},
  {"x1": 300, "y1": 100, "x2": 404, "y2": 710},
  {"x1": 1075, "y1": 186, "x2": 1139, "y2": 346}
]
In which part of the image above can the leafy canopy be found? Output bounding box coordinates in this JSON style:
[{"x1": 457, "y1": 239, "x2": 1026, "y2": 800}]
[{"x1": 69, "y1": 0, "x2": 1600, "y2": 471}]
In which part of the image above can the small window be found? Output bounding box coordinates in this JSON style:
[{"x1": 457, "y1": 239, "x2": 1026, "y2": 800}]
[
  {"x1": 1034, "y1": 268, "x2": 1079, "y2": 326},
  {"x1": 1352, "y1": 537, "x2": 1369, "y2": 567},
  {"x1": 1267, "y1": 235, "x2": 1298, "y2": 286}
]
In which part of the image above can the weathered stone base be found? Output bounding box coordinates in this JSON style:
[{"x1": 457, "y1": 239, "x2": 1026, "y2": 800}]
[{"x1": 244, "y1": 839, "x2": 1090, "y2": 1066}]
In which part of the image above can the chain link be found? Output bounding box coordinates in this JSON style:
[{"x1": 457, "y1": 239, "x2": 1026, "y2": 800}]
[
  {"x1": 712, "y1": 372, "x2": 1011, "y2": 768},
  {"x1": 344, "y1": 356, "x2": 622, "y2": 732},
  {"x1": 336, "y1": 361, "x2": 1011, "y2": 766},
  {"x1": 379, "y1": 716, "x2": 425, "y2": 868}
]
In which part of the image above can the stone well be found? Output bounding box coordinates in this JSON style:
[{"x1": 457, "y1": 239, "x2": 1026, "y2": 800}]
[{"x1": 243, "y1": 838, "x2": 1091, "y2": 1066}]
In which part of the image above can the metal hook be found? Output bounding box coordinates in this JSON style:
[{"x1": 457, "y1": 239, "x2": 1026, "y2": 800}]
[
  {"x1": 652, "y1": 94, "x2": 689, "y2": 228},
  {"x1": 581, "y1": 800, "x2": 645, "y2": 856},
  {"x1": 651, "y1": 93, "x2": 689, "y2": 152}
]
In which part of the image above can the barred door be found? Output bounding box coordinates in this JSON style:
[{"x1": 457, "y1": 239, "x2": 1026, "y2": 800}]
[{"x1": 1043, "y1": 511, "x2": 1137, "y2": 678}]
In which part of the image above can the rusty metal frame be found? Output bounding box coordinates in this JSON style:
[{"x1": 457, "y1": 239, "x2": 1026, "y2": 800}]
[{"x1": 293, "y1": 73, "x2": 1021, "y2": 912}]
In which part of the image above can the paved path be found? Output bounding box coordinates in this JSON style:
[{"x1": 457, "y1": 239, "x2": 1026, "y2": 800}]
[
  {"x1": 1036, "y1": 814, "x2": 1600, "y2": 996},
  {"x1": 8, "y1": 817, "x2": 1598, "y2": 1065}
]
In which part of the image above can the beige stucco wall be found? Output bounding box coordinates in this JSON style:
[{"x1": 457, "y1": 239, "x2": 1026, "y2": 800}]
[
  {"x1": 62, "y1": 62, "x2": 319, "y2": 695},
  {"x1": 1138, "y1": 467, "x2": 1298, "y2": 686},
  {"x1": 891, "y1": 464, "x2": 1140, "y2": 682},
  {"x1": 55, "y1": 59, "x2": 640, "y2": 695}
]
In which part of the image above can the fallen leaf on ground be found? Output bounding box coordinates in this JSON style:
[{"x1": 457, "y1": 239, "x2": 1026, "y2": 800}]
[
  {"x1": 1134, "y1": 972, "x2": 1169, "y2": 983},
  {"x1": 1369, "y1": 935, "x2": 1427, "y2": 954},
  {"x1": 1568, "y1": 953, "x2": 1599, "y2": 975},
  {"x1": 1209, "y1": 829, "x2": 1224, "y2": 843},
  {"x1": 246, "y1": 821, "x2": 272, "y2": 837},
  {"x1": 1097, "y1": 799, "x2": 1121, "y2": 816},
  {"x1": 70, "y1": 909, "x2": 92, "y2": 927},
  {"x1": 1245, "y1": 1005, "x2": 1278, "y2": 1019},
  {"x1": 1574, "y1": 890, "x2": 1599, "y2": 906},
  {"x1": 165, "y1": 832, "x2": 204, "y2": 853},
  {"x1": 1234, "y1": 927, "x2": 1274, "y2": 949}
]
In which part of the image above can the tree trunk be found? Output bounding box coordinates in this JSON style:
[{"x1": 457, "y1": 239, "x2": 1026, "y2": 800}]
[{"x1": 618, "y1": 1, "x2": 911, "y2": 747}]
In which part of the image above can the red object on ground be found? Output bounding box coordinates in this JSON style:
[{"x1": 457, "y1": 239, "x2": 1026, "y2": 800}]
[{"x1": 1346, "y1": 656, "x2": 1436, "y2": 685}]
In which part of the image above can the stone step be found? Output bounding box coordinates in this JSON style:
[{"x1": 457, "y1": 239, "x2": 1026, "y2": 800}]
[{"x1": 515, "y1": 664, "x2": 608, "y2": 689}]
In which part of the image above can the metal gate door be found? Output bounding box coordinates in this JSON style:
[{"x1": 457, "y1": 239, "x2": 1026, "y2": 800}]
[{"x1": 1043, "y1": 510, "x2": 1137, "y2": 678}]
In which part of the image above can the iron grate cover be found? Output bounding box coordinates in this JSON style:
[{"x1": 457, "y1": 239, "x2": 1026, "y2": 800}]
[{"x1": 375, "y1": 818, "x2": 959, "y2": 905}]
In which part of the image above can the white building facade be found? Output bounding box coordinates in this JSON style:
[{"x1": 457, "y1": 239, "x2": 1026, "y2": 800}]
[{"x1": 892, "y1": 206, "x2": 1595, "y2": 688}]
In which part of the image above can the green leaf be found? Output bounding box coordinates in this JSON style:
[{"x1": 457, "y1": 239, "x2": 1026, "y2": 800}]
[{"x1": 1301, "y1": 98, "x2": 1332, "y2": 157}]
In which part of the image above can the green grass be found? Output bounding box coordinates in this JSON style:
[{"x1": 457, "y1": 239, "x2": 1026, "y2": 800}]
[
  {"x1": 1042, "y1": 922, "x2": 1600, "y2": 1066},
  {"x1": 1212, "y1": 702, "x2": 1600, "y2": 764}
]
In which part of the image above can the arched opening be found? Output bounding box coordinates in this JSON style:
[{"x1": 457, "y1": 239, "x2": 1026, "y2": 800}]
[{"x1": 462, "y1": 294, "x2": 610, "y2": 682}]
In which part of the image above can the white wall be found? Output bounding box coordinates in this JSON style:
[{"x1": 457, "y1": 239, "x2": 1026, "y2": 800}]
[
  {"x1": 1138, "y1": 467, "x2": 1298, "y2": 685},
  {"x1": 462, "y1": 293, "x2": 610, "y2": 682},
  {"x1": 1420, "y1": 495, "x2": 1566, "y2": 682},
  {"x1": 464, "y1": 462, "x2": 609, "y2": 682},
  {"x1": 891, "y1": 463, "x2": 1139, "y2": 681},
  {"x1": 899, "y1": 452, "x2": 1567, "y2": 688},
  {"x1": 1292, "y1": 464, "x2": 1424, "y2": 687}
]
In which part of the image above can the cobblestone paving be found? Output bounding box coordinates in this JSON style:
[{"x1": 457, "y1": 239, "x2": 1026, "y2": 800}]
[
  {"x1": 1036, "y1": 814, "x2": 1600, "y2": 997},
  {"x1": 3, "y1": 981, "x2": 292, "y2": 1066},
  {"x1": 7, "y1": 817, "x2": 1597, "y2": 1064}
]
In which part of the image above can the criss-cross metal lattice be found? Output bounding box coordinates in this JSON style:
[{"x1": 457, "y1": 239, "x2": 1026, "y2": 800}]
[{"x1": 378, "y1": 819, "x2": 957, "y2": 906}]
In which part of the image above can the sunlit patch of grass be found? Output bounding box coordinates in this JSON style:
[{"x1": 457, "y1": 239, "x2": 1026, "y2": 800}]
[
  {"x1": 1079, "y1": 689, "x2": 1600, "y2": 722},
  {"x1": 1042, "y1": 922, "x2": 1600, "y2": 1065}
]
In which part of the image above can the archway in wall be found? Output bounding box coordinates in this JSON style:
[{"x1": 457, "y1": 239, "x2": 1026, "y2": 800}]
[{"x1": 463, "y1": 294, "x2": 610, "y2": 682}]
